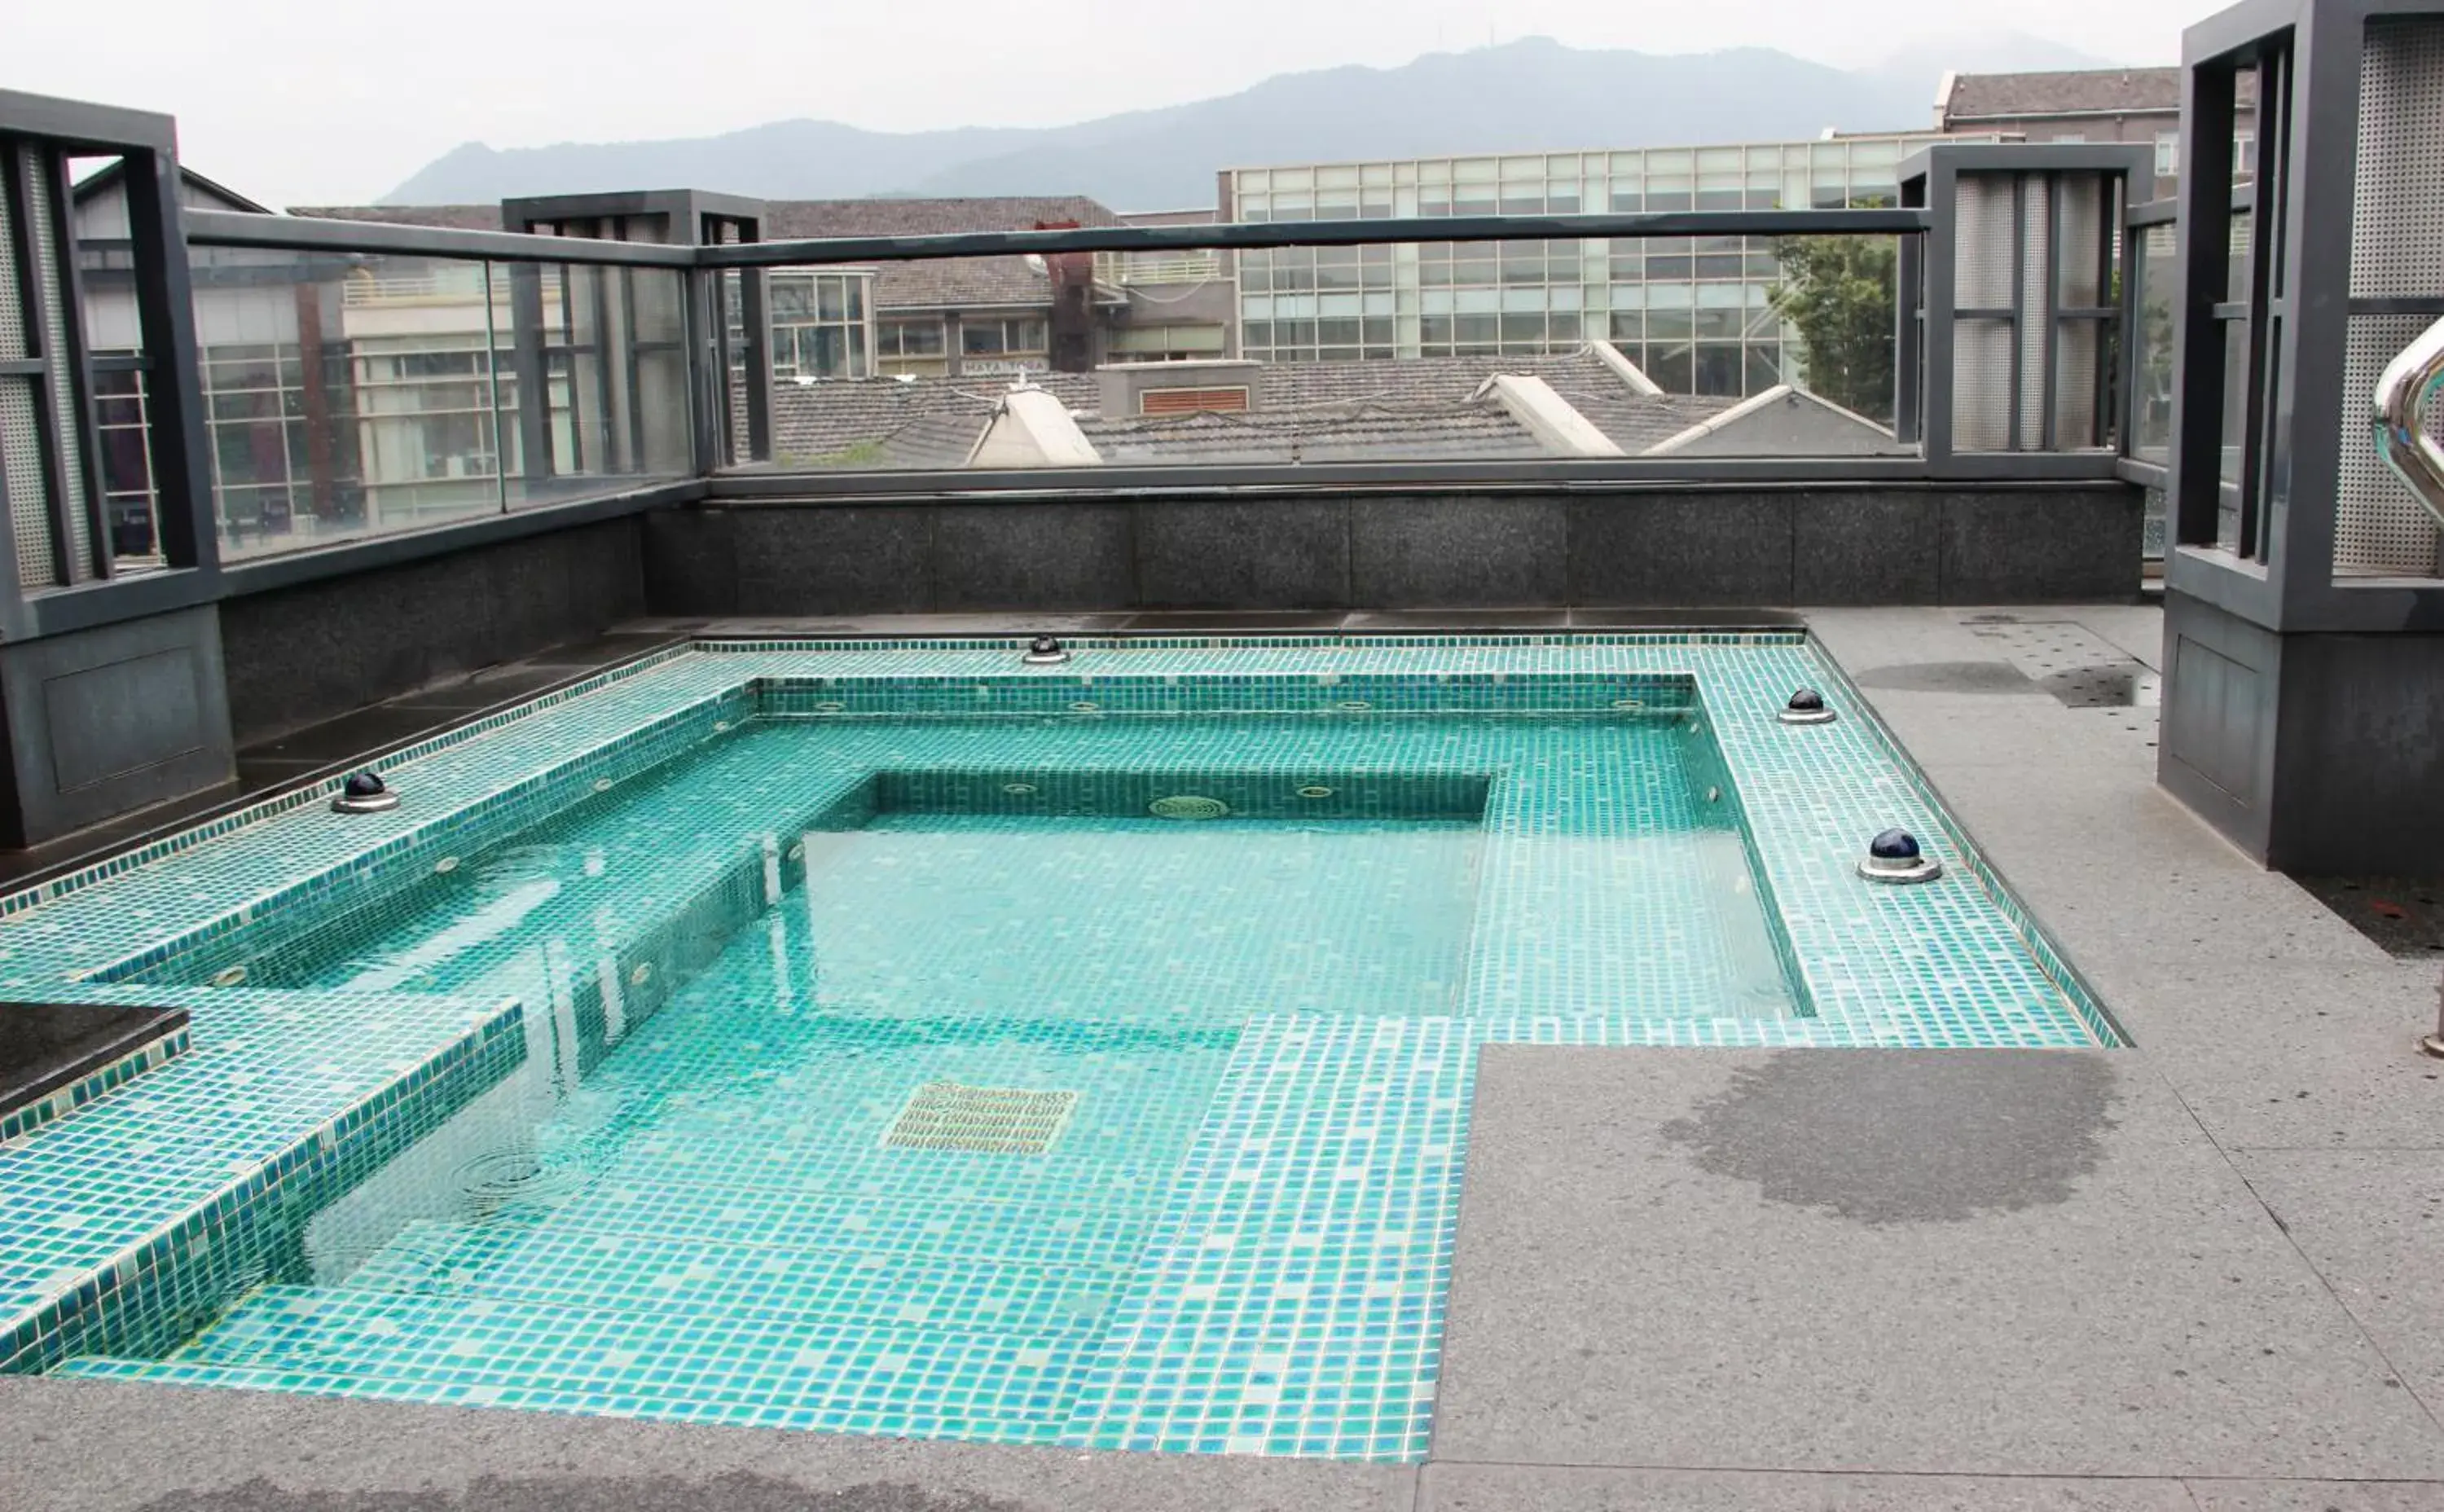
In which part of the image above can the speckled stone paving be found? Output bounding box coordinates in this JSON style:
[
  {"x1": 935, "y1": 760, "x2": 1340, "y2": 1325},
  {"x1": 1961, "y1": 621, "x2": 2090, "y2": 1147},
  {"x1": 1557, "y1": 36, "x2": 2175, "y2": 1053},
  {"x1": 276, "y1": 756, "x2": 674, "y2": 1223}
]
[{"x1": 0, "y1": 635, "x2": 2111, "y2": 1463}]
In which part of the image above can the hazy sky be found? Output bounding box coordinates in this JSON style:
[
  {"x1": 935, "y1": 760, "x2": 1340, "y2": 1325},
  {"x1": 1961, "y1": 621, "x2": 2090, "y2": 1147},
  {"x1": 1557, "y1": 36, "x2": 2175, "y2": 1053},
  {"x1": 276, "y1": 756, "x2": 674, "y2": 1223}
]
[{"x1": 11, "y1": 0, "x2": 2201, "y2": 209}]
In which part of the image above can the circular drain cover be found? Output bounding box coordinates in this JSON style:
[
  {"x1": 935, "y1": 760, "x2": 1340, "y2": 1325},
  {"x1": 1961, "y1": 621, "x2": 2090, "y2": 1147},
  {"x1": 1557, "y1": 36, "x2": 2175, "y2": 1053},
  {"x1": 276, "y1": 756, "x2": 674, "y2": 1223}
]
[{"x1": 1149, "y1": 794, "x2": 1230, "y2": 820}]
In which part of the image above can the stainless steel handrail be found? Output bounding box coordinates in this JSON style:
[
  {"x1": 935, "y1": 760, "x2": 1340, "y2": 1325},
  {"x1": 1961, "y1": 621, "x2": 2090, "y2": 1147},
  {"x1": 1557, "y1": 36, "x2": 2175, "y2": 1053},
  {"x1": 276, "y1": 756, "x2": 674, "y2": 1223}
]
[{"x1": 2372, "y1": 312, "x2": 2444, "y2": 530}]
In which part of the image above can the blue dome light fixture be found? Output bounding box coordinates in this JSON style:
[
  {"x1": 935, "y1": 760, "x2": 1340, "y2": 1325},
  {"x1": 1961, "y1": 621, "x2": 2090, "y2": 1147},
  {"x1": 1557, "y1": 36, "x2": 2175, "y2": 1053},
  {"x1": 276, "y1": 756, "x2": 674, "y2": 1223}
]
[
  {"x1": 331, "y1": 770, "x2": 400, "y2": 815},
  {"x1": 1779, "y1": 688, "x2": 1837, "y2": 725},
  {"x1": 1857, "y1": 827, "x2": 1942, "y2": 884}
]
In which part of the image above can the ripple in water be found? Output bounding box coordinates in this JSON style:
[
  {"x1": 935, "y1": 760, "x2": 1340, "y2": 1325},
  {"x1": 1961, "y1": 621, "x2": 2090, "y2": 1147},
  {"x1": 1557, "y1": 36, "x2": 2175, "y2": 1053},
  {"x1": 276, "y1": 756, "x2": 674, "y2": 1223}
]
[{"x1": 454, "y1": 1143, "x2": 595, "y2": 1221}]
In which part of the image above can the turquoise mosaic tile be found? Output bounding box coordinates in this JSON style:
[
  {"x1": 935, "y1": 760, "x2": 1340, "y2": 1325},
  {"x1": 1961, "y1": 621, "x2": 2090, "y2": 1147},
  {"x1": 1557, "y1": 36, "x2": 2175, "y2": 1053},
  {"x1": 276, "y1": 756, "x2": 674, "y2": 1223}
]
[
  {"x1": 1062, "y1": 1014, "x2": 1470, "y2": 1460},
  {"x1": 0, "y1": 633, "x2": 2115, "y2": 1465}
]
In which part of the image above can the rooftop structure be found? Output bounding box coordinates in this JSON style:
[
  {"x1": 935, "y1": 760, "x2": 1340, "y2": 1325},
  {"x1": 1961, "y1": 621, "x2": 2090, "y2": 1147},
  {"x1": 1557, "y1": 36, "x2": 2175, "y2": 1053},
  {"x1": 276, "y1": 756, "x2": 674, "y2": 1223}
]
[
  {"x1": 1936, "y1": 65, "x2": 2262, "y2": 199},
  {"x1": 304, "y1": 196, "x2": 1230, "y2": 380}
]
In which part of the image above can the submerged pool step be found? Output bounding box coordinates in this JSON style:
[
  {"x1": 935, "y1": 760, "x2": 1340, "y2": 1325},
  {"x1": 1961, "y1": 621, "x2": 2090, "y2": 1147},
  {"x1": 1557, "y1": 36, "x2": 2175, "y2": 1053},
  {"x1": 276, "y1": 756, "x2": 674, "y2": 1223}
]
[
  {"x1": 332, "y1": 1185, "x2": 1160, "y2": 1284},
  {"x1": 492, "y1": 1183, "x2": 1161, "y2": 1270},
  {"x1": 54, "y1": 1351, "x2": 1070, "y2": 1441},
  {"x1": 333, "y1": 1219, "x2": 1134, "y2": 1338},
  {"x1": 580, "y1": 1136, "x2": 1188, "y2": 1222},
  {"x1": 129, "y1": 1283, "x2": 1101, "y2": 1438}
]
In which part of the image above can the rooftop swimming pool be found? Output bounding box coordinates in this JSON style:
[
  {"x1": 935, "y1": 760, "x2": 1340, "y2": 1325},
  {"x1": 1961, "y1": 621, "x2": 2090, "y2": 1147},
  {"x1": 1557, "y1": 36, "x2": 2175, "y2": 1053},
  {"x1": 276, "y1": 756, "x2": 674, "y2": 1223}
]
[{"x1": 0, "y1": 635, "x2": 2114, "y2": 1461}]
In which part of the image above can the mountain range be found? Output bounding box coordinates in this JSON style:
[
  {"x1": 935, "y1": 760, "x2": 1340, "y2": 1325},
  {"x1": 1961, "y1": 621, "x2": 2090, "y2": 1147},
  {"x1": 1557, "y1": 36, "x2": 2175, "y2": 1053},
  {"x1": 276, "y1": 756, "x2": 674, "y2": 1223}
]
[{"x1": 380, "y1": 33, "x2": 2118, "y2": 211}]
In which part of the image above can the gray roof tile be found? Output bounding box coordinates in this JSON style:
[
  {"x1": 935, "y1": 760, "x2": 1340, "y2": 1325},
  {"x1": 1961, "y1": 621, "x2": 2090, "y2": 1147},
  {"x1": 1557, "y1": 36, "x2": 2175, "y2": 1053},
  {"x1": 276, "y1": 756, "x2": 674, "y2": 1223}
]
[
  {"x1": 1945, "y1": 67, "x2": 2254, "y2": 121},
  {"x1": 1077, "y1": 403, "x2": 1546, "y2": 465},
  {"x1": 289, "y1": 203, "x2": 499, "y2": 230},
  {"x1": 761, "y1": 351, "x2": 1755, "y2": 466},
  {"x1": 293, "y1": 196, "x2": 1127, "y2": 314}
]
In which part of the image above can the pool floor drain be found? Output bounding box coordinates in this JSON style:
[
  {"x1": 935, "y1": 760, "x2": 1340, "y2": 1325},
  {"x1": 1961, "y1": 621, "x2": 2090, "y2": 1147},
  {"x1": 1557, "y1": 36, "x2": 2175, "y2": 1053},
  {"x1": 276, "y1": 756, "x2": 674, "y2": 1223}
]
[
  {"x1": 1149, "y1": 794, "x2": 1230, "y2": 820},
  {"x1": 883, "y1": 1081, "x2": 1079, "y2": 1155}
]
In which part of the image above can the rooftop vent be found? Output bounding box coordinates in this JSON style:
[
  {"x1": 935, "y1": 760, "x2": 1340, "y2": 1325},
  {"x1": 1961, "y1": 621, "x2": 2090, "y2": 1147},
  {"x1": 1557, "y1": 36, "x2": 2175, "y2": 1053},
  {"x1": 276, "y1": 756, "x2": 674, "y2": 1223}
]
[
  {"x1": 1139, "y1": 385, "x2": 1251, "y2": 416},
  {"x1": 1098, "y1": 358, "x2": 1263, "y2": 421}
]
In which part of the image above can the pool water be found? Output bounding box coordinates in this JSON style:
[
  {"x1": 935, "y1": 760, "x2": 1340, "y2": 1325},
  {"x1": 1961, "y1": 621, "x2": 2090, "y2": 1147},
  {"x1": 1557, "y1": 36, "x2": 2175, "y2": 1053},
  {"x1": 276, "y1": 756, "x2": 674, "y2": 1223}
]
[{"x1": 68, "y1": 709, "x2": 1796, "y2": 1451}]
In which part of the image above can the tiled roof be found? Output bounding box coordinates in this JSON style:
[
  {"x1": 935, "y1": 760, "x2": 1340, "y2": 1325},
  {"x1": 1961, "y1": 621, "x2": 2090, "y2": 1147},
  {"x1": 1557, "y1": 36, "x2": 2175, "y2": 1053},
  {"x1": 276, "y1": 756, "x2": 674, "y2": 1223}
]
[
  {"x1": 290, "y1": 204, "x2": 499, "y2": 231},
  {"x1": 292, "y1": 196, "x2": 1124, "y2": 314},
  {"x1": 1944, "y1": 68, "x2": 2256, "y2": 121},
  {"x1": 1256, "y1": 350, "x2": 1616, "y2": 407},
  {"x1": 761, "y1": 197, "x2": 1122, "y2": 313},
  {"x1": 1077, "y1": 404, "x2": 1546, "y2": 465},
  {"x1": 767, "y1": 380, "x2": 993, "y2": 465},
  {"x1": 755, "y1": 197, "x2": 1119, "y2": 239},
  {"x1": 1231, "y1": 349, "x2": 1744, "y2": 454},
  {"x1": 1548, "y1": 389, "x2": 1747, "y2": 453},
  {"x1": 761, "y1": 350, "x2": 1767, "y2": 466}
]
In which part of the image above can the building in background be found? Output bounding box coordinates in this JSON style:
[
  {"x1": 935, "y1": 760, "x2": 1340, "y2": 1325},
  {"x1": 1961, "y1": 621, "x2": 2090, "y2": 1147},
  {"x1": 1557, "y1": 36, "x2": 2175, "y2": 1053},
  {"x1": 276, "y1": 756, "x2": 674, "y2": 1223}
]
[
  {"x1": 1211, "y1": 131, "x2": 1978, "y2": 394},
  {"x1": 1935, "y1": 68, "x2": 2259, "y2": 201},
  {"x1": 301, "y1": 197, "x2": 1235, "y2": 384},
  {"x1": 75, "y1": 74, "x2": 2210, "y2": 548},
  {"x1": 72, "y1": 165, "x2": 274, "y2": 563}
]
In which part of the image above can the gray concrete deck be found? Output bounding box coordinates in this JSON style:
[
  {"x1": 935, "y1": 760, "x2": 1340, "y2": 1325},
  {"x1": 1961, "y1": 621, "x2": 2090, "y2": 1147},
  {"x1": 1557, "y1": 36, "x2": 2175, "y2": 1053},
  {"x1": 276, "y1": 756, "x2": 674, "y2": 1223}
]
[{"x1": 7, "y1": 604, "x2": 2442, "y2": 1511}]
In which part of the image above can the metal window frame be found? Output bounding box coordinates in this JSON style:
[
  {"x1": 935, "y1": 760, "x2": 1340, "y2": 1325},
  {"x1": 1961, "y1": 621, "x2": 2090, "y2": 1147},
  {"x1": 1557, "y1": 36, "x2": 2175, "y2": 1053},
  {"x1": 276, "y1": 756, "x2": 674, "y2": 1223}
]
[
  {"x1": 2165, "y1": 0, "x2": 2444, "y2": 634},
  {"x1": 1899, "y1": 142, "x2": 2152, "y2": 477},
  {"x1": 0, "y1": 90, "x2": 224, "y2": 644}
]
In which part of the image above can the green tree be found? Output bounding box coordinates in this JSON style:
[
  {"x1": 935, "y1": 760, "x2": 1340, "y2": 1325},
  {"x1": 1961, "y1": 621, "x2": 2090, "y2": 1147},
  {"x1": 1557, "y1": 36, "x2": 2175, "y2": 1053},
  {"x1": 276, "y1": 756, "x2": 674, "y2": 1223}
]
[{"x1": 1770, "y1": 207, "x2": 1898, "y2": 424}]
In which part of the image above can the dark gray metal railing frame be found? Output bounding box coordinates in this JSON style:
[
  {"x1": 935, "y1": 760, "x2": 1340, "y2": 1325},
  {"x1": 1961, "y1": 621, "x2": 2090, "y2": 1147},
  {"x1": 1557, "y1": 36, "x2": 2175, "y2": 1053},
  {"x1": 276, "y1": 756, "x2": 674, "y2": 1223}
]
[
  {"x1": 188, "y1": 199, "x2": 2147, "y2": 489},
  {"x1": 0, "y1": 119, "x2": 2163, "y2": 645},
  {"x1": 2166, "y1": 0, "x2": 2444, "y2": 635},
  {"x1": 0, "y1": 90, "x2": 219, "y2": 645},
  {"x1": 1898, "y1": 142, "x2": 2153, "y2": 482}
]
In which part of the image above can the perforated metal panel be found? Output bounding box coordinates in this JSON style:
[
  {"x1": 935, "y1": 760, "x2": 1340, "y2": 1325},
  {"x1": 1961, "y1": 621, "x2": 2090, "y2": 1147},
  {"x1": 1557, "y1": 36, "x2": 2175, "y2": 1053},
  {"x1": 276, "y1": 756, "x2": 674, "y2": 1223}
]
[
  {"x1": 2348, "y1": 18, "x2": 2444, "y2": 300},
  {"x1": 2055, "y1": 322, "x2": 2102, "y2": 449},
  {"x1": 2336, "y1": 16, "x2": 2444, "y2": 575},
  {"x1": 0, "y1": 160, "x2": 56, "y2": 588},
  {"x1": 2016, "y1": 183, "x2": 2051, "y2": 446},
  {"x1": 1949, "y1": 175, "x2": 2020, "y2": 452},
  {"x1": 0, "y1": 171, "x2": 22, "y2": 363},
  {"x1": 2337, "y1": 313, "x2": 2442, "y2": 574},
  {"x1": 2057, "y1": 175, "x2": 2107, "y2": 306},
  {"x1": 1953, "y1": 177, "x2": 2016, "y2": 308},
  {"x1": 2054, "y1": 175, "x2": 2105, "y2": 447},
  {"x1": 23, "y1": 152, "x2": 91, "y2": 580},
  {"x1": 1953, "y1": 319, "x2": 2013, "y2": 451}
]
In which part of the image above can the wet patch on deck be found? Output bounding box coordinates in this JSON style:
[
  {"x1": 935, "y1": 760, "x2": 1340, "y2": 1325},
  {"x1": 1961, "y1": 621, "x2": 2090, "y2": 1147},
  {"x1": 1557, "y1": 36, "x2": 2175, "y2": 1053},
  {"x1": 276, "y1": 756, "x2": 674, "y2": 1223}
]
[{"x1": 1659, "y1": 1050, "x2": 2120, "y2": 1224}]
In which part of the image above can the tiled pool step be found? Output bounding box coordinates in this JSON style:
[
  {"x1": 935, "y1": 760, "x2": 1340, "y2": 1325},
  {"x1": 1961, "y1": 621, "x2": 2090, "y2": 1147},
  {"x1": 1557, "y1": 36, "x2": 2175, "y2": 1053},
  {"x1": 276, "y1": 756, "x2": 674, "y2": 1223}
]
[
  {"x1": 68, "y1": 1283, "x2": 1103, "y2": 1440},
  {"x1": 52, "y1": 1351, "x2": 1078, "y2": 1439},
  {"x1": 332, "y1": 1186, "x2": 1165, "y2": 1288},
  {"x1": 481, "y1": 1187, "x2": 1158, "y2": 1269},
  {"x1": 333, "y1": 1220, "x2": 1136, "y2": 1337},
  {"x1": 576, "y1": 1128, "x2": 1193, "y2": 1215}
]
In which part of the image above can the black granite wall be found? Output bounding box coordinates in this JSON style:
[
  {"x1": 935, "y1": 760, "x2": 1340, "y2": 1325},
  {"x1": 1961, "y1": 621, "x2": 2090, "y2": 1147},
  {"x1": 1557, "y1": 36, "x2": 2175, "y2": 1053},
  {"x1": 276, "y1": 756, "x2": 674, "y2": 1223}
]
[
  {"x1": 2161, "y1": 589, "x2": 2444, "y2": 874},
  {"x1": 0, "y1": 606, "x2": 235, "y2": 847},
  {"x1": 644, "y1": 485, "x2": 2143, "y2": 618},
  {"x1": 219, "y1": 518, "x2": 646, "y2": 746}
]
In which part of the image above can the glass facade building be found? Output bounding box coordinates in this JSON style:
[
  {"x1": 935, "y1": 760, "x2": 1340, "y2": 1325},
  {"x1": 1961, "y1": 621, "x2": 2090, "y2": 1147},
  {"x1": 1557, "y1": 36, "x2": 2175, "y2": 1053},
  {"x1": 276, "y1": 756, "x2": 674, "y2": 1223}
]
[{"x1": 1226, "y1": 133, "x2": 1986, "y2": 393}]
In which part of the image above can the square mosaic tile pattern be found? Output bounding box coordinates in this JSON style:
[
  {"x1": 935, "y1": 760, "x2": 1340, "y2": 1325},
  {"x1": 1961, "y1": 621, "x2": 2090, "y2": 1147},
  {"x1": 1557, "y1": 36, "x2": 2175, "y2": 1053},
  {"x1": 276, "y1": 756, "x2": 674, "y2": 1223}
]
[{"x1": 4, "y1": 633, "x2": 2114, "y2": 1466}]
